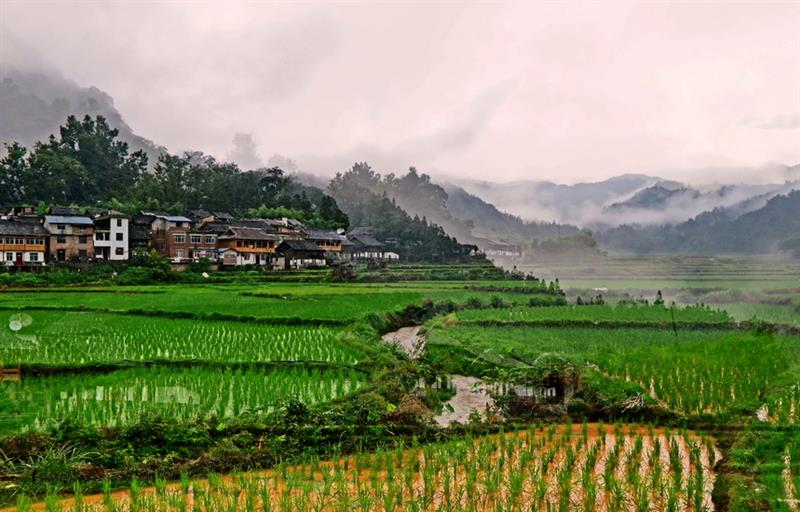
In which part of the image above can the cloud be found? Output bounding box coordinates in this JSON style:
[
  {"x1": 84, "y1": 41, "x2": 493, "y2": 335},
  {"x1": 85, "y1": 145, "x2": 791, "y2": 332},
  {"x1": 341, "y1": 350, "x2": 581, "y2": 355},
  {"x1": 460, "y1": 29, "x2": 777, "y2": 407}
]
[{"x1": 759, "y1": 114, "x2": 800, "y2": 130}]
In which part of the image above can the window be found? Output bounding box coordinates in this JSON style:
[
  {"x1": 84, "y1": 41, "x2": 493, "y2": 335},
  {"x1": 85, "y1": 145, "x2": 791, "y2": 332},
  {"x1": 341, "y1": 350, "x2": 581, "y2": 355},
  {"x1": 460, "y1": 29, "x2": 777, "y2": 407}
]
[
  {"x1": 116, "y1": 233, "x2": 124, "y2": 241},
  {"x1": 173, "y1": 234, "x2": 186, "y2": 244},
  {"x1": 205, "y1": 235, "x2": 216, "y2": 244},
  {"x1": 5, "y1": 253, "x2": 12, "y2": 261},
  {"x1": 95, "y1": 247, "x2": 103, "y2": 256},
  {"x1": 116, "y1": 219, "x2": 123, "y2": 227},
  {"x1": 78, "y1": 236, "x2": 88, "y2": 244},
  {"x1": 78, "y1": 250, "x2": 87, "y2": 259},
  {"x1": 176, "y1": 249, "x2": 184, "y2": 258},
  {"x1": 34, "y1": 239, "x2": 44, "y2": 245},
  {"x1": 57, "y1": 224, "x2": 65, "y2": 230},
  {"x1": 115, "y1": 247, "x2": 124, "y2": 256},
  {"x1": 30, "y1": 253, "x2": 39, "y2": 262},
  {"x1": 190, "y1": 235, "x2": 201, "y2": 244},
  {"x1": 15, "y1": 238, "x2": 24, "y2": 245},
  {"x1": 57, "y1": 235, "x2": 66, "y2": 244}
]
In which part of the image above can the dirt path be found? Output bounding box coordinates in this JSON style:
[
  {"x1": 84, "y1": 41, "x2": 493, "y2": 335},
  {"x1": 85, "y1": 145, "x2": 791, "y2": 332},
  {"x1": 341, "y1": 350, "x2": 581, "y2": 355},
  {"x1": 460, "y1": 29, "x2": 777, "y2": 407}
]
[
  {"x1": 381, "y1": 325, "x2": 425, "y2": 358},
  {"x1": 434, "y1": 375, "x2": 496, "y2": 427}
]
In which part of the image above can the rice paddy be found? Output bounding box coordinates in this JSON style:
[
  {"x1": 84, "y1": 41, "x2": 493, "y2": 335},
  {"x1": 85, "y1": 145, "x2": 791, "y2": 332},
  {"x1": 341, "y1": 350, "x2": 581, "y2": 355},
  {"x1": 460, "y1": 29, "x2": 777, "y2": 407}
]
[
  {"x1": 6, "y1": 423, "x2": 719, "y2": 512},
  {"x1": 0, "y1": 311, "x2": 356, "y2": 367},
  {"x1": 0, "y1": 366, "x2": 366, "y2": 435}
]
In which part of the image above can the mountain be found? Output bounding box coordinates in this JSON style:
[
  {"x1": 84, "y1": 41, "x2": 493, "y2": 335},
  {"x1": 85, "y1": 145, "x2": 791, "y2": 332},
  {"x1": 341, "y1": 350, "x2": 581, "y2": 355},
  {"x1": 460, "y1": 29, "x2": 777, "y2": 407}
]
[
  {"x1": 327, "y1": 164, "x2": 476, "y2": 262},
  {"x1": 444, "y1": 185, "x2": 580, "y2": 242},
  {"x1": 449, "y1": 174, "x2": 660, "y2": 226},
  {"x1": 0, "y1": 70, "x2": 164, "y2": 164},
  {"x1": 598, "y1": 190, "x2": 800, "y2": 255}
]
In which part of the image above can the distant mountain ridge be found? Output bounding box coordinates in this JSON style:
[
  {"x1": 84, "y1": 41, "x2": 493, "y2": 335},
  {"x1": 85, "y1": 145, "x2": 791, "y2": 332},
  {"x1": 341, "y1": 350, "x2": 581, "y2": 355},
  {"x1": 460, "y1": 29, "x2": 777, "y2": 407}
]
[
  {"x1": 0, "y1": 69, "x2": 165, "y2": 164},
  {"x1": 598, "y1": 190, "x2": 800, "y2": 255}
]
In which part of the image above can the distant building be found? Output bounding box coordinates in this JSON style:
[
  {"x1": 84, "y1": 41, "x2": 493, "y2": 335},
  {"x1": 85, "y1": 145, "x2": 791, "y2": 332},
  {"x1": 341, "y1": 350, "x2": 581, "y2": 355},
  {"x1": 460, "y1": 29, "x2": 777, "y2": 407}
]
[
  {"x1": 277, "y1": 239, "x2": 327, "y2": 269},
  {"x1": 0, "y1": 218, "x2": 47, "y2": 267},
  {"x1": 345, "y1": 229, "x2": 388, "y2": 260},
  {"x1": 42, "y1": 214, "x2": 95, "y2": 262},
  {"x1": 473, "y1": 237, "x2": 523, "y2": 258},
  {"x1": 304, "y1": 229, "x2": 347, "y2": 255}
]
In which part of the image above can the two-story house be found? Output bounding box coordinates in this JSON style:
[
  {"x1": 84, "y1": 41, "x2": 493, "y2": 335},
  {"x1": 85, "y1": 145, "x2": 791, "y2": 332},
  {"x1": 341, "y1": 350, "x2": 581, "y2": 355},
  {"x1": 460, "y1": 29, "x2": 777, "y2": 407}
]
[
  {"x1": 0, "y1": 218, "x2": 47, "y2": 267},
  {"x1": 42, "y1": 214, "x2": 95, "y2": 262},
  {"x1": 217, "y1": 227, "x2": 277, "y2": 266}
]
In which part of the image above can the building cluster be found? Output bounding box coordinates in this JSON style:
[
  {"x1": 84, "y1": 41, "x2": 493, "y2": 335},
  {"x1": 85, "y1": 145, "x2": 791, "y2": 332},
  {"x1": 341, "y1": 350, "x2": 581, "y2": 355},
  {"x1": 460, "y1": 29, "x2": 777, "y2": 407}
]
[{"x1": 1, "y1": 207, "x2": 399, "y2": 269}]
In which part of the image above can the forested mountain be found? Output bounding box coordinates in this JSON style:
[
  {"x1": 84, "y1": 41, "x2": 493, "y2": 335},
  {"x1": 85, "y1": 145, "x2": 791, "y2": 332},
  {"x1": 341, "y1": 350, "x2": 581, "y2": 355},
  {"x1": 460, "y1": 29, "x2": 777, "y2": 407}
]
[
  {"x1": 451, "y1": 174, "x2": 659, "y2": 226},
  {"x1": 327, "y1": 163, "x2": 476, "y2": 262},
  {"x1": 598, "y1": 190, "x2": 800, "y2": 255},
  {"x1": 0, "y1": 70, "x2": 164, "y2": 165},
  {"x1": 0, "y1": 114, "x2": 348, "y2": 229},
  {"x1": 444, "y1": 185, "x2": 580, "y2": 241}
]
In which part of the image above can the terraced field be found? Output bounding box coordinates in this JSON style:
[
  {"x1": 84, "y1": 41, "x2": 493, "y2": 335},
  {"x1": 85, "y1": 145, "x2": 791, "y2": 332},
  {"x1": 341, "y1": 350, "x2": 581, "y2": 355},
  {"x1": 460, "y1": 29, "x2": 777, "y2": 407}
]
[{"x1": 5, "y1": 424, "x2": 719, "y2": 512}]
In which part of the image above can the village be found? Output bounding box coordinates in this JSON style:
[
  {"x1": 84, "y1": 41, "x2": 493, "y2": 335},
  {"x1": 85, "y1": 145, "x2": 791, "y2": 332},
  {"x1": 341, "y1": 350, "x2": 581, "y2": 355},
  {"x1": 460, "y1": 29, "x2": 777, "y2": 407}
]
[{"x1": 0, "y1": 207, "x2": 399, "y2": 270}]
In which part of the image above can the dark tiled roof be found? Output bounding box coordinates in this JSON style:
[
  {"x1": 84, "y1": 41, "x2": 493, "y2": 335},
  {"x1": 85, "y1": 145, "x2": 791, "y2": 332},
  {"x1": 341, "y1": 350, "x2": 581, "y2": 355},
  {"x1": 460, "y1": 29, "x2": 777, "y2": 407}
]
[
  {"x1": 44, "y1": 215, "x2": 94, "y2": 226},
  {"x1": 348, "y1": 234, "x2": 384, "y2": 248},
  {"x1": 0, "y1": 219, "x2": 48, "y2": 236},
  {"x1": 305, "y1": 229, "x2": 346, "y2": 241},
  {"x1": 348, "y1": 227, "x2": 373, "y2": 236},
  {"x1": 198, "y1": 222, "x2": 230, "y2": 234},
  {"x1": 219, "y1": 227, "x2": 277, "y2": 240}
]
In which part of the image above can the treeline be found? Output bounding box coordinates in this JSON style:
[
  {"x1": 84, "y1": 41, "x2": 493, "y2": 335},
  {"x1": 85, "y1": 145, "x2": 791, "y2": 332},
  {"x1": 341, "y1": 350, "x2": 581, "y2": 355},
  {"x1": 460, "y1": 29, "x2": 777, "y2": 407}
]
[
  {"x1": 598, "y1": 190, "x2": 800, "y2": 256},
  {"x1": 328, "y1": 163, "x2": 478, "y2": 262},
  {"x1": 0, "y1": 115, "x2": 348, "y2": 229}
]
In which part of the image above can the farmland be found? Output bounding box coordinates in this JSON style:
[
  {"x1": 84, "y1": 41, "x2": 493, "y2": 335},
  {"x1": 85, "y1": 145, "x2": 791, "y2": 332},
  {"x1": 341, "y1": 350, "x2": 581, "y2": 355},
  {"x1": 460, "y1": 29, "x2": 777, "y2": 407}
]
[
  {"x1": 0, "y1": 261, "x2": 799, "y2": 510},
  {"x1": 7, "y1": 424, "x2": 719, "y2": 512}
]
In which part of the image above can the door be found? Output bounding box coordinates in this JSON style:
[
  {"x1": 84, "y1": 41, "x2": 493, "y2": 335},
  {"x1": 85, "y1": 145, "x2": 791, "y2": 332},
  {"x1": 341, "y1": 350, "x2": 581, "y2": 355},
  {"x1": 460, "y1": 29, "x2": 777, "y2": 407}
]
[
  {"x1": 15, "y1": 253, "x2": 22, "y2": 265},
  {"x1": 57, "y1": 249, "x2": 66, "y2": 261}
]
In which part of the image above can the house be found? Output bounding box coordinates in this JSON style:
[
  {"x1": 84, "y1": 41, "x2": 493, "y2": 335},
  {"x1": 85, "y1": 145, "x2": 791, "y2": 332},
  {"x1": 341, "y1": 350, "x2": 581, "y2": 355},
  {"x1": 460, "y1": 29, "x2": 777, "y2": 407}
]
[
  {"x1": 0, "y1": 218, "x2": 47, "y2": 267},
  {"x1": 42, "y1": 214, "x2": 94, "y2": 262},
  {"x1": 474, "y1": 237, "x2": 523, "y2": 258},
  {"x1": 304, "y1": 229, "x2": 347, "y2": 255},
  {"x1": 345, "y1": 229, "x2": 388, "y2": 260},
  {"x1": 130, "y1": 213, "x2": 156, "y2": 253},
  {"x1": 187, "y1": 210, "x2": 215, "y2": 225},
  {"x1": 93, "y1": 211, "x2": 130, "y2": 261},
  {"x1": 276, "y1": 239, "x2": 327, "y2": 269},
  {"x1": 141, "y1": 212, "x2": 194, "y2": 262},
  {"x1": 217, "y1": 227, "x2": 277, "y2": 266}
]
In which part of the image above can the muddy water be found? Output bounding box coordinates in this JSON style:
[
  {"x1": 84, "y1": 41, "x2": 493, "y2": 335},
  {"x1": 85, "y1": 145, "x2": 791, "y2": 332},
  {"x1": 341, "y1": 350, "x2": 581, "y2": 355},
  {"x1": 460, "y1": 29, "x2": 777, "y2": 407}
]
[
  {"x1": 434, "y1": 375, "x2": 496, "y2": 427},
  {"x1": 381, "y1": 326, "x2": 425, "y2": 358}
]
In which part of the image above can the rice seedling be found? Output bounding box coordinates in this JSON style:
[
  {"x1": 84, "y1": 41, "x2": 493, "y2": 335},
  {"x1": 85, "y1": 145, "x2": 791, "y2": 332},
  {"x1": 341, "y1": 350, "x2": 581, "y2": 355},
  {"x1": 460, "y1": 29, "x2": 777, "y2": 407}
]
[
  {"x1": 1, "y1": 423, "x2": 719, "y2": 512},
  {"x1": 0, "y1": 366, "x2": 366, "y2": 434}
]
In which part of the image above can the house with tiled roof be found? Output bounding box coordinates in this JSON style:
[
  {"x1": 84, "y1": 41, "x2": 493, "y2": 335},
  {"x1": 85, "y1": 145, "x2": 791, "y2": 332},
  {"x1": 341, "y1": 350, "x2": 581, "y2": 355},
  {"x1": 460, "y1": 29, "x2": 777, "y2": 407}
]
[{"x1": 0, "y1": 218, "x2": 47, "y2": 267}]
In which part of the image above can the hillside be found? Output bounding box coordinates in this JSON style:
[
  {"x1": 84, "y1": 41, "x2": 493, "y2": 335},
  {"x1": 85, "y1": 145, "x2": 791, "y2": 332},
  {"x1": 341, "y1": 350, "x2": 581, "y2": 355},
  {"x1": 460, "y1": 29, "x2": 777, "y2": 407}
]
[
  {"x1": 444, "y1": 185, "x2": 580, "y2": 241},
  {"x1": 327, "y1": 163, "x2": 476, "y2": 262},
  {"x1": 599, "y1": 190, "x2": 800, "y2": 255},
  {"x1": 0, "y1": 70, "x2": 164, "y2": 164}
]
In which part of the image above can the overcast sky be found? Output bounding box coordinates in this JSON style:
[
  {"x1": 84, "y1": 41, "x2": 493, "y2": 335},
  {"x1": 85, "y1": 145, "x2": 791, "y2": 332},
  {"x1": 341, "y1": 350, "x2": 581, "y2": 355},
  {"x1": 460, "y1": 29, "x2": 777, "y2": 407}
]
[{"x1": 2, "y1": 1, "x2": 799, "y2": 184}]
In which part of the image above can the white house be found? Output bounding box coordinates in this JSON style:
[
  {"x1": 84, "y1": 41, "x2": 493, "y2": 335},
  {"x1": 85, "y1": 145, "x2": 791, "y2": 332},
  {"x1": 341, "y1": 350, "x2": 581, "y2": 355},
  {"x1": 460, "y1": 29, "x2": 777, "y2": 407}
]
[{"x1": 93, "y1": 211, "x2": 130, "y2": 261}]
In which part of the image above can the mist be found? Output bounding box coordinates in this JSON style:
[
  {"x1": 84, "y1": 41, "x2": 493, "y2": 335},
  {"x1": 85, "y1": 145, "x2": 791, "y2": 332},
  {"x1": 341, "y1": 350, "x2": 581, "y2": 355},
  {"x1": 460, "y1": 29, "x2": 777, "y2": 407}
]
[{"x1": 2, "y1": 1, "x2": 798, "y2": 186}]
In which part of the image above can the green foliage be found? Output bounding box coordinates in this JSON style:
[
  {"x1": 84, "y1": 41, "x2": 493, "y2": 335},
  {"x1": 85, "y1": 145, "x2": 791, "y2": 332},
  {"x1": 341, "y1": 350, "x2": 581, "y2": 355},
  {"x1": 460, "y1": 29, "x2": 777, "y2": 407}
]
[
  {"x1": 328, "y1": 163, "x2": 477, "y2": 262},
  {"x1": 1, "y1": 116, "x2": 348, "y2": 229}
]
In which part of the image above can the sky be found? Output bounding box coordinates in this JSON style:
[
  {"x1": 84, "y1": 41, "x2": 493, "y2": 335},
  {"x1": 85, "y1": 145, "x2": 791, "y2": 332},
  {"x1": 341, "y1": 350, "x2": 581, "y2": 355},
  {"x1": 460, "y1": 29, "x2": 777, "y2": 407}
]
[{"x1": 2, "y1": 1, "x2": 799, "y2": 184}]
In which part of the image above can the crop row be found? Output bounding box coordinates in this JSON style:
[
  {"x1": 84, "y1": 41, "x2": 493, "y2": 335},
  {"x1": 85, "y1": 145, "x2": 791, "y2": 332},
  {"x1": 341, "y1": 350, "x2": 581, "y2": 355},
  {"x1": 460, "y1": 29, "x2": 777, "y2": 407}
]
[
  {"x1": 11, "y1": 423, "x2": 718, "y2": 512},
  {"x1": 455, "y1": 304, "x2": 732, "y2": 325},
  {"x1": 0, "y1": 284, "x2": 529, "y2": 322},
  {"x1": 0, "y1": 365, "x2": 366, "y2": 435},
  {"x1": 0, "y1": 311, "x2": 358, "y2": 367},
  {"x1": 426, "y1": 325, "x2": 795, "y2": 418}
]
